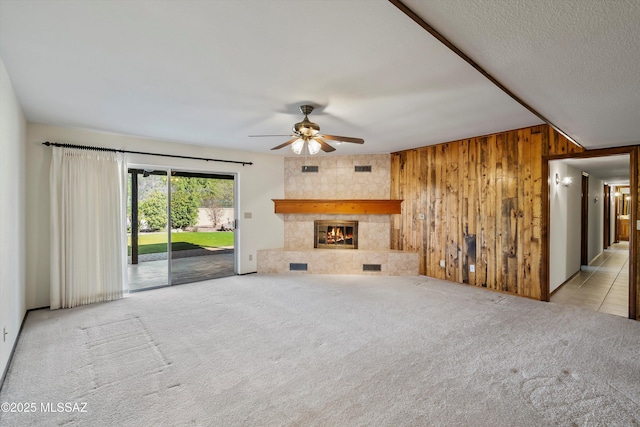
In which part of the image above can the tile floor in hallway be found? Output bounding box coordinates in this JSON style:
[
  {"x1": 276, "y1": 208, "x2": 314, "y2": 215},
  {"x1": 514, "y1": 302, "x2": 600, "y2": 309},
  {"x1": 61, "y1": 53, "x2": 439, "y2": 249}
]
[{"x1": 551, "y1": 241, "x2": 630, "y2": 318}]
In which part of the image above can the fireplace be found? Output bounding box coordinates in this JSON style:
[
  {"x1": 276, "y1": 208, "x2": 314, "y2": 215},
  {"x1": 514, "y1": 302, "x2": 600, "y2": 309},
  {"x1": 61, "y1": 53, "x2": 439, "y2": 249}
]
[{"x1": 314, "y1": 220, "x2": 358, "y2": 249}]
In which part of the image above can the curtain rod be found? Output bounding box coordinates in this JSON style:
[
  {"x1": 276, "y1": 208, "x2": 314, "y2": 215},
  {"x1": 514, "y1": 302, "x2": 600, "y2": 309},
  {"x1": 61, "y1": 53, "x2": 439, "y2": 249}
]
[{"x1": 42, "y1": 141, "x2": 253, "y2": 166}]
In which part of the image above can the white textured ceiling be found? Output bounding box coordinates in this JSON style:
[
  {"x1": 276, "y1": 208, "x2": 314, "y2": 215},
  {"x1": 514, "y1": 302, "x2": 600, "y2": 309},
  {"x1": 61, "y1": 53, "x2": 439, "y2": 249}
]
[
  {"x1": 404, "y1": 0, "x2": 640, "y2": 149},
  {"x1": 556, "y1": 155, "x2": 630, "y2": 185},
  {"x1": 0, "y1": 0, "x2": 638, "y2": 156}
]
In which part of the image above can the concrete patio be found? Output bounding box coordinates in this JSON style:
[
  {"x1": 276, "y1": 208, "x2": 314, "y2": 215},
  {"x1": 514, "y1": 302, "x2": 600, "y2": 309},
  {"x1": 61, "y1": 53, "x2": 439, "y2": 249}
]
[{"x1": 127, "y1": 250, "x2": 234, "y2": 290}]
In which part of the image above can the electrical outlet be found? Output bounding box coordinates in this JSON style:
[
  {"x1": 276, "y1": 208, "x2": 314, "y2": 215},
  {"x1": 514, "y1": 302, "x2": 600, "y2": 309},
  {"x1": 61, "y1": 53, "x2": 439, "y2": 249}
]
[
  {"x1": 469, "y1": 264, "x2": 475, "y2": 273},
  {"x1": 440, "y1": 260, "x2": 445, "y2": 268},
  {"x1": 249, "y1": 254, "x2": 253, "y2": 261},
  {"x1": 418, "y1": 213, "x2": 425, "y2": 220}
]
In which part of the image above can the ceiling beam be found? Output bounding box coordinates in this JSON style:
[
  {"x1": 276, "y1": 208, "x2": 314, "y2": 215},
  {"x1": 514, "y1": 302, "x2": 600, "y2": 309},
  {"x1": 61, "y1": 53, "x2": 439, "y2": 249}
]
[{"x1": 389, "y1": 0, "x2": 584, "y2": 150}]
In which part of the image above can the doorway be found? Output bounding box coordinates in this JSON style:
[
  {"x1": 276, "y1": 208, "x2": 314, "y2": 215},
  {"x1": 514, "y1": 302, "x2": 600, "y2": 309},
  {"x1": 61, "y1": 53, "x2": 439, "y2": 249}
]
[
  {"x1": 614, "y1": 186, "x2": 632, "y2": 242},
  {"x1": 604, "y1": 184, "x2": 610, "y2": 248},
  {"x1": 546, "y1": 151, "x2": 635, "y2": 319},
  {"x1": 581, "y1": 173, "x2": 589, "y2": 265},
  {"x1": 127, "y1": 167, "x2": 236, "y2": 291}
]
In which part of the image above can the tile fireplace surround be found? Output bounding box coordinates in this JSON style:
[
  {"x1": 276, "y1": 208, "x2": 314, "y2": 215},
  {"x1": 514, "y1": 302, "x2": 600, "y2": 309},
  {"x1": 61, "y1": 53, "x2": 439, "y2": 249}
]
[{"x1": 257, "y1": 154, "x2": 418, "y2": 276}]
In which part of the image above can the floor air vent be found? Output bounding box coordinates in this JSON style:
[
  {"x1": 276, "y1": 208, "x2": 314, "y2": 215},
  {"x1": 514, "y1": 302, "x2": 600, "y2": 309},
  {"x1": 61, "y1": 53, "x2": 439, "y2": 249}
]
[
  {"x1": 363, "y1": 264, "x2": 382, "y2": 271},
  {"x1": 302, "y1": 166, "x2": 318, "y2": 173},
  {"x1": 290, "y1": 263, "x2": 308, "y2": 271}
]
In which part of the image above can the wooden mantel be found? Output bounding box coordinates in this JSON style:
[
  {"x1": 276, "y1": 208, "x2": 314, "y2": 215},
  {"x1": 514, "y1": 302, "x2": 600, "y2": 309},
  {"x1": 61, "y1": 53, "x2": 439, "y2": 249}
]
[{"x1": 272, "y1": 199, "x2": 403, "y2": 215}]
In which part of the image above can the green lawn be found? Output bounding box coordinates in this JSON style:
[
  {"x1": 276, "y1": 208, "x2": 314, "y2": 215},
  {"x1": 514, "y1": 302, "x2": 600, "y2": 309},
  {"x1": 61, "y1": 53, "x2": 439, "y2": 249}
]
[{"x1": 128, "y1": 231, "x2": 234, "y2": 255}]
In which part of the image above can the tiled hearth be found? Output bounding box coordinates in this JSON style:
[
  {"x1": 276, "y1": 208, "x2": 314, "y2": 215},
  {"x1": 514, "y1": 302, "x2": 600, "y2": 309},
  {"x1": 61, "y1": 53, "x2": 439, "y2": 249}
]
[
  {"x1": 257, "y1": 154, "x2": 418, "y2": 276},
  {"x1": 257, "y1": 248, "x2": 418, "y2": 275}
]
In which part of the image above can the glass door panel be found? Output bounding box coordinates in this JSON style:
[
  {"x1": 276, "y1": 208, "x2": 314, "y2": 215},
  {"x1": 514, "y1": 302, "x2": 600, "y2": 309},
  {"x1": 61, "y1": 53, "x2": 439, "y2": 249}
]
[
  {"x1": 127, "y1": 169, "x2": 169, "y2": 290},
  {"x1": 170, "y1": 171, "x2": 235, "y2": 285}
]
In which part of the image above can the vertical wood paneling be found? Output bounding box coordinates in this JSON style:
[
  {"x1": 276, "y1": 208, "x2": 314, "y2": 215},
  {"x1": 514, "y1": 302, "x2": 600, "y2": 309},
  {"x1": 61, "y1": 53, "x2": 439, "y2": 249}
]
[
  {"x1": 463, "y1": 138, "x2": 478, "y2": 286},
  {"x1": 505, "y1": 130, "x2": 518, "y2": 294},
  {"x1": 390, "y1": 153, "x2": 401, "y2": 250},
  {"x1": 419, "y1": 148, "x2": 429, "y2": 275},
  {"x1": 436, "y1": 145, "x2": 446, "y2": 280},
  {"x1": 530, "y1": 131, "x2": 543, "y2": 300},
  {"x1": 482, "y1": 135, "x2": 496, "y2": 289},
  {"x1": 547, "y1": 126, "x2": 584, "y2": 156},
  {"x1": 495, "y1": 132, "x2": 507, "y2": 291},
  {"x1": 424, "y1": 147, "x2": 433, "y2": 276},
  {"x1": 390, "y1": 124, "x2": 581, "y2": 299},
  {"x1": 516, "y1": 129, "x2": 529, "y2": 295},
  {"x1": 446, "y1": 142, "x2": 458, "y2": 282}
]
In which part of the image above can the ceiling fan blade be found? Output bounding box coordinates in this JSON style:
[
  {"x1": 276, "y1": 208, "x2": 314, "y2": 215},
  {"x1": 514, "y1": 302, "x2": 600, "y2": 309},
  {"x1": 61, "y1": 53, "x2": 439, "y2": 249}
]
[
  {"x1": 250, "y1": 134, "x2": 294, "y2": 137},
  {"x1": 270, "y1": 137, "x2": 299, "y2": 150},
  {"x1": 314, "y1": 138, "x2": 336, "y2": 152},
  {"x1": 320, "y1": 134, "x2": 364, "y2": 144}
]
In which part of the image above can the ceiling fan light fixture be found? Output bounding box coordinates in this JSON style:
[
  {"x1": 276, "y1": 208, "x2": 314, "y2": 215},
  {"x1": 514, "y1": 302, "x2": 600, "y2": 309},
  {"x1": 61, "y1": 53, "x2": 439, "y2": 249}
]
[
  {"x1": 307, "y1": 139, "x2": 321, "y2": 155},
  {"x1": 291, "y1": 138, "x2": 305, "y2": 155},
  {"x1": 252, "y1": 104, "x2": 364, "y2": 154},
  {"x1": 294, "y1": 121, "x2": 320, "y2": 137}
]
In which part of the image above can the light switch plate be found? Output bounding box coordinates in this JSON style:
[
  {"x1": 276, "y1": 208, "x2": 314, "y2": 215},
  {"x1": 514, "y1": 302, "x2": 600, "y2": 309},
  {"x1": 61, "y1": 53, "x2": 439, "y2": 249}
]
[{"x1": 418, "y1": 213, "x2": 425, "y2": 220}]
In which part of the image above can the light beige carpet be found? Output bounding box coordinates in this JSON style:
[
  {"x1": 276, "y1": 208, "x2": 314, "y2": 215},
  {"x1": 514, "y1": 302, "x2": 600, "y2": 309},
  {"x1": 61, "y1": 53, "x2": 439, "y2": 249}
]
[{"x1": 1, "y1": 274, "x2": 639, "y2": 426}]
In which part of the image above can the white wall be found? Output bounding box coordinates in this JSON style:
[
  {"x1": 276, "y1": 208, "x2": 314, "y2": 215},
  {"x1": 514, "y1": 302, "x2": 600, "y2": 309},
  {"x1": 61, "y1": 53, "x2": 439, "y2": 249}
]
[
  {"x1": 25, "y1": 123, "x2": 284, "y2": 309},
  {"x1": 549, "y1": 162, "x2": 582, "y2": 293},
  {"x1": 587, "y1": 175, "x2": 604, "y2": 263},
  {"x1": 195, "y1": 208, "x2": 234, "y2": 229},
  {"x1": 0, "y1": 58, "x2": 27, "y2": 381}
]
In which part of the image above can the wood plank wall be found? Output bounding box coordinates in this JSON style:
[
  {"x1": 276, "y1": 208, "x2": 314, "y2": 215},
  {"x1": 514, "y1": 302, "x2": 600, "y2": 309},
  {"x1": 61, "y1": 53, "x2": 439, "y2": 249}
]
[{"x1": 390, "y1": 124, "x2": 583, "y2": 299}]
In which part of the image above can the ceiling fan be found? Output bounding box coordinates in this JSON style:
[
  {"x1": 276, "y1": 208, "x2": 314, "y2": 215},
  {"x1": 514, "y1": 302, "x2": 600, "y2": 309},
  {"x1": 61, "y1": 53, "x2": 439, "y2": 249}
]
[{"x1": 250, "y1": 105, "x2": 364, "y2": 155}]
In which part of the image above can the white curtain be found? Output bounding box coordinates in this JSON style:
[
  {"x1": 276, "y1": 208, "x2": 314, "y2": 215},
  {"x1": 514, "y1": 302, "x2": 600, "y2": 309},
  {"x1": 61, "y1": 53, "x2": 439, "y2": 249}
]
[{"x1": 50, "y1": 147, "x2": 127, "y2": 309}]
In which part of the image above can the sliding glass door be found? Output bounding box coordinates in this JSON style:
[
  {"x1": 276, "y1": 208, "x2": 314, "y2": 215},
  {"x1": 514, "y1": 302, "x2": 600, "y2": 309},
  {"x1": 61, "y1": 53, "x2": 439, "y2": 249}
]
[
  {"x1": 127, "y1": 168, "x2": 235, "y2": 291},
  {"x1": 127, "y1": 169, "x2": 169, "y2": 290},
  {"x1": 170, "y1": 171, "x2": 235, "y2": 285}
]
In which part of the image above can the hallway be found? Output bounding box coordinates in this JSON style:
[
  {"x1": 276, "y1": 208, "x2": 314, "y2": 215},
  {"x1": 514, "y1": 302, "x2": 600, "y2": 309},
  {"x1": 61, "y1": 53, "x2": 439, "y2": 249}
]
[{"x1": 551, "y1": 242, "x2": 629, "y2": 318}]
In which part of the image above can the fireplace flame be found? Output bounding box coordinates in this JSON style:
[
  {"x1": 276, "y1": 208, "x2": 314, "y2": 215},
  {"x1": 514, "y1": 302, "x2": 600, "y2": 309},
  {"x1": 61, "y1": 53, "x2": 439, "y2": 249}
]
[{"x1": 315, "y1": 221, "x2": 358, "y2": 249}]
